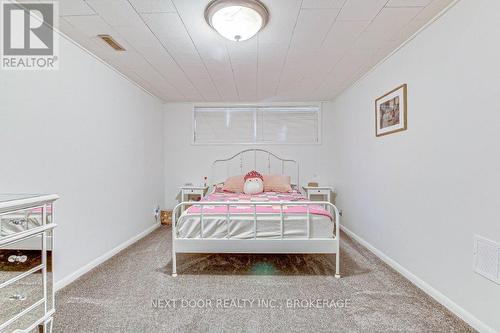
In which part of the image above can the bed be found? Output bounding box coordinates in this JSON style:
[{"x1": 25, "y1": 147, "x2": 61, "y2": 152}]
[{"x1": 171, "y1": 149, "x2": 340, "y2": 278}]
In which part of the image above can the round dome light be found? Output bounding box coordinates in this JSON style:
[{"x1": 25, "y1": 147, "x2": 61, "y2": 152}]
[{"x1": 205, "y1": 0, "x2": 269, "y2": 42}]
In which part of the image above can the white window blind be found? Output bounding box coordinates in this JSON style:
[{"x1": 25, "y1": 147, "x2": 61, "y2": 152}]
[{"x1": 193, "y1": 106, "x2": 320, "y2": 144}]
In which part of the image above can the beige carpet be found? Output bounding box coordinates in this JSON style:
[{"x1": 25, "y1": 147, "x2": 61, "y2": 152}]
[{"x1": 54, "y1": 226, "x2": 474, "y2": 332}]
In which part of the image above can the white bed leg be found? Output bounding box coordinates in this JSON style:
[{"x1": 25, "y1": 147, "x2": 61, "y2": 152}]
[
  {"x1": 172, "y1": 251, "x2": 177, "y2": 277},
  {"x1": 335, "y1": 257, "x2": 340, "y2": 279},
  {"x1": 334, "y1": 206, "x2": 340, "y2": 279},
  {"x1": 335, "y1": 242, "x2": 340, "y2": 279},
  {"x1": 172, "y1": 229, "x2": 177, "y2": 277},
  {"x1": 172, "y1": 213, "x2": 178, "y2": 277}
]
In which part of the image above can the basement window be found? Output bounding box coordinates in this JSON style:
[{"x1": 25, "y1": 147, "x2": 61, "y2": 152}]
[{"x1": 193, "y1": 105, "x2": 321, "y2": 144}]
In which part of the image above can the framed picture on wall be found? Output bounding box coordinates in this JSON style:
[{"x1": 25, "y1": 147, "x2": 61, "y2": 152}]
[{"x1": 375, "y1": 84, "x2": 407, "y2": 136}]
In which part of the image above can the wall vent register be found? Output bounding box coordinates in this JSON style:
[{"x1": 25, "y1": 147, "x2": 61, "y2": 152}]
[
  {"x1": 473, "y1": 235, "x2": 500, "y2": 284},
  {"x1": 98, "y1": 35, "x2": 126, "y2": 51}
]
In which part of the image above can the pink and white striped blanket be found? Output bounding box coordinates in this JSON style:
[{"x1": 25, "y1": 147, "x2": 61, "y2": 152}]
[{"x1": 186, "y1": 190, "x2": 332, "y2": 219}]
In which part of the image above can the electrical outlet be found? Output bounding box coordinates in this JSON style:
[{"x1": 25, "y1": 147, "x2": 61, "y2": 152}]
[{"x1": 153, "y1": 205, "x2": 160, "y2": 220}]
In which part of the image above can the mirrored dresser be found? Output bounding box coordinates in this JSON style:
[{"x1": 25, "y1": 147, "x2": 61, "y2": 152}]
[{"x1": 0, "y1": 194, "x2": 58, "y2": 333}]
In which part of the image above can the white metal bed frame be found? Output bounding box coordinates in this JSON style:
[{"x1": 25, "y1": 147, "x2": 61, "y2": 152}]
[{"x1": 171, "y1": 149, "x2": 340, "y2": 278}]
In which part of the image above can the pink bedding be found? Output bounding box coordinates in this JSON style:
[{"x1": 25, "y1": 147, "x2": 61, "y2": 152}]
[{"x1": 186, "y1": 190, "x2": 332, "y2": 219}]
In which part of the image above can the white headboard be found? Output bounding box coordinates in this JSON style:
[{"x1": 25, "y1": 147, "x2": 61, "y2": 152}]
[{"x1": 211, "y1": 149, "x2": 300, "y2": 188}]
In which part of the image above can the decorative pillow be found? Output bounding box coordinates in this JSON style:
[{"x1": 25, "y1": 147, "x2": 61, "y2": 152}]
[
  {"x1": 243, "y1": 170, "x2": 264, "y2": 195},
  {"x1": 222, "y1": 175, "x2": 244, "y2": 193},
  {"x1": 263, "y1": 174, "x2": 292, "y2": 193}
]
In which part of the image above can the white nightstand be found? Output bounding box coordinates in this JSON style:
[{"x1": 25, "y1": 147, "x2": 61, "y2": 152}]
[
  {"x1": 180, "y1": 186, "x2": 208, "y2": 201},
  {"x1": 302, "y1": 186, "x2": 334, "y2": 202},
  {"x1": 180, "y1": 186, "x2": 208, "y2": 212}
]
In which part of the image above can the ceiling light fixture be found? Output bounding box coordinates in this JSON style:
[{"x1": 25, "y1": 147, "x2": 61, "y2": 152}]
[{"x1": 205, "y1": 0, "x2": 269, "y2": 42}]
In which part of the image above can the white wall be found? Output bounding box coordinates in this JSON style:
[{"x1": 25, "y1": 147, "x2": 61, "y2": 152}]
[
  {"x1": 163, "y1": 102, "x2": 335, "y2": 208},
  {"x1": 0, "y1": 35, "x2": 164, "y2": 286},
  {"x1": 329, "y1": 0, "x2": 500, "y2": 331}
]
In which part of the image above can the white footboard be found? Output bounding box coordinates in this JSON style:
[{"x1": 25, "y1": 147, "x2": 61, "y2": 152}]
[{"x1": 171, "y1": 201, "x2": 340, "y2": 278}]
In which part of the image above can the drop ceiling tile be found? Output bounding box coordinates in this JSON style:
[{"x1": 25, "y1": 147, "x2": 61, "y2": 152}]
[
  {"x1": 60, "y1": 35, "x2": 113, "y2": 66},
  {"x1": 232, "y1": 69, "x2": 257, "y2": 102},
  {"x1": 258, "y1": 42, "x2": 289, "y2": 68},
  {"x1": 118, "y1": 67, "x2": 155, "y2": 91},
  {"x1": 112, "y1": 50, "x2": 150, "y2": 69},
  {"x1": 372, "y1": 38, "x2": 405, "y2": 61},
  {"x1": 59, "y1": 0, "x2": 95, "y2": 16},
  {"x1": 276, "y1": 66, "x2": 306, "y2": 94},
  {"x1": 322, "y1": 49, "x2": 373, "y2": 85},
  {"x1": 415, "y1": 0, "x2": 454, "y2": 21},
  {"x1": 290, "y1": 8, "x2": 340, "y2": 50},
  {"x1": 307, "y1": 51, "x2": 343, "y2": 78},
  {"x1": 301, "y1": 0, "x2": 346, "y2": 9},
  {"x1": 226, "y1": 45, "x2": 258, "y2": 64},
  {"x1": 129, "y1": 0, "x2": 176, "y2": 13},
  {"x1": 122, "y1": 65, "x2": 184, "y2": 101},
  {"x1": 255, "y1": 0, "x2": 302, "y2": 100},
  {"x1": 257, "y1": 72, "x2": 282, "y2": 100},
  {"x1": 138, "y1": 46, "x2": 203, "y2": 100},
  {"x1": 366, "y1": 7, "x2": 423, "y2": 33},
  {"x1": 275, "y1": 7, "x2": 340, "y2": 94},
  {"x1": 391, "y1": 18, "x2": 428, "y2": 42},
  {"x1": 354, "y1": 29, "x2": 390, "y2": 50},
  {"x1": 289, "y1": 19, "x2": 367, "y2": 87},
  {"x1": 62, "y1": 15, "x2": 115, "y2": 38},
  {"x1": 257, "y1": 42, "x2": 288, "y2": 100},
  {"x1": 59, "y1": 17, "x2": 90, "y2": 42},
  {"x1": 142, "y1": 13, "x2": 196, "y2": 54},
  {"x1": 386, "y1": 0, "x2": 432, "y2": 7},
  {"x1": 227, "y1": 38, "x2": 258, "y2": 101},
  {"x1": 257, "y1": 0, "x2": 301, "y2": 44},
  {"x1": 337, "y1": 0, "x2": 387, "y2": 21},
  {"x1": 111, "y1": 38, "x2": 202, "y2": 101},
  {"x1": 142, "y1": 12, "x2": 220, "y2": 101},
  {"x1": 201, "y1": 57, "x2": 239, "y2": 101},
  {"x1": 170, "y1": 0, "x2": 228, "y2": 49},
  {"x1": 322, "y1": 19, "x2": 369, "y2": 50},
  {"x1": 111, "y1": 23, "x2": 157, "y2": 50},
  {"x1": 172, "y1": 0, "x2": 238, "y2": 101},
  {"x1": 85, "y1": 0, "x2": 143, "y2": 27}
]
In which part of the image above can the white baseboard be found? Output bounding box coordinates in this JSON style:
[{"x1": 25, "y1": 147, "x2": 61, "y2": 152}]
[
  {"x1": 54, "y1": 223, "x2": 161, "y2": 291},
  {"x1": 340, "y1": 225, "x2": 497, "y2": 333}
]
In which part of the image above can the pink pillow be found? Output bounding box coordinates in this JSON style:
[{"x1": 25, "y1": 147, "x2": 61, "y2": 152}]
[
  {"x1": 222, "y1": 175, "x2": 244, "y2": 193},
  {"x1": 263, "y1": 174, "x2": 292, "y2": 193}
]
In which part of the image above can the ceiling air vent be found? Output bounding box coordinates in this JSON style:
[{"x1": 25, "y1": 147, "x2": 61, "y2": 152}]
[{"x1": 98, "y1": 34, "x2": 125, "y2": 51}]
